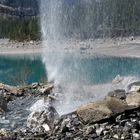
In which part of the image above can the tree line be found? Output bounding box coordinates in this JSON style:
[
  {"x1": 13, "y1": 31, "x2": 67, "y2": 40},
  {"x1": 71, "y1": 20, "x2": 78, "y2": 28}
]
[
  {"x1": 0, "y1": 0, "x2": 140, "y2": 41},
  {"x1": 60, "y1": 0, "x2": 140, "y2": 39},
  {"x1": 0, "y1": 17, "x2": 40, "y2": 41}
]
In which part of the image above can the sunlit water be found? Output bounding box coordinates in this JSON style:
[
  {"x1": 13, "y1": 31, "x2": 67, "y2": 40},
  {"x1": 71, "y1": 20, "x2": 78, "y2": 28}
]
[{"x1": 0, "y1": 54, "x2": 140, "y2": 86}]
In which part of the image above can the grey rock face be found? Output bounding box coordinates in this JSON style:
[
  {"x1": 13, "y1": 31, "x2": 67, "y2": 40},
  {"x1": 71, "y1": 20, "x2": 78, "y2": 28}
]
[{"x1": 0, "y1": 0, "x2": 39, "y2": 18}]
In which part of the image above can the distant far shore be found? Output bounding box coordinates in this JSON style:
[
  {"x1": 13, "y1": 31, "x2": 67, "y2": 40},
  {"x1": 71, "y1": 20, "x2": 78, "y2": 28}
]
[
  {"x1": 0, "y1": 36, "x2": 140, "y2": 58},
  {"x1": 0, "y1": 39, "x2": 42, "y2": 55}
]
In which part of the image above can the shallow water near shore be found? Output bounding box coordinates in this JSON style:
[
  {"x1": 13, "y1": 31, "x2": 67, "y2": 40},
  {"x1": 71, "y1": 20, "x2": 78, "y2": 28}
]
[{"x1": 0, "y1": 54, "x2": 47, "y2": 85}]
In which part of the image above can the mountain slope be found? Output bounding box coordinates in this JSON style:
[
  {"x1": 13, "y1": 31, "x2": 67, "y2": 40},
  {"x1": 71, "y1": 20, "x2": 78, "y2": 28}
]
[{"x1": 0, "y1": 0, "x2": 38, "y2": 18}]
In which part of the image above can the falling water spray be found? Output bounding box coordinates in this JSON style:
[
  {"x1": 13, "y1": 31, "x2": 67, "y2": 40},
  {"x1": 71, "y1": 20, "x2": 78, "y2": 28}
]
[{"x1": 39, "y1": 0, "x2": 117, "y2": 115}]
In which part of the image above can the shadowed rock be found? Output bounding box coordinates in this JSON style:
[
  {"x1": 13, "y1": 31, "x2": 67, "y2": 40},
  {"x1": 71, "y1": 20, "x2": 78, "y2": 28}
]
[
  {"x1": 0, "y1": 95, "x2": 7, "y2": 112},
  {"x1": 108, "y1": 89, "x2": 126, "y2": 100}
]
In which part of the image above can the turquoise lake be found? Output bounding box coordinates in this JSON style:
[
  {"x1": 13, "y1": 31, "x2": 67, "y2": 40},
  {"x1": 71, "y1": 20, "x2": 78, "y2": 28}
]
[
  {"x1": 0, "y1": 54, "x2": 140, "y2": 86},
  {"x1": 0, "y1": 55, "x2": 47, "y2": 85}
]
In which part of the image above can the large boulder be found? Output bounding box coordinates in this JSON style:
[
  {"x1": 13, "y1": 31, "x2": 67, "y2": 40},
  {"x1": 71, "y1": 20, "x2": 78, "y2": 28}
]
[
  {"x1": 77, "y1": 97, "x2": 128, "y2": 124},
  {"x1": 126, "y1": 82, "x2": 140, "y2": 106},
  {"x1": 27, "y1": 104, "x2": 59, "y2": 132},
  {"x1": 126, "y1": 93, "x2": 140, "y2": 106},
  {"x1": 126, "y1": 81, "x2": 140, "y2": 106}
]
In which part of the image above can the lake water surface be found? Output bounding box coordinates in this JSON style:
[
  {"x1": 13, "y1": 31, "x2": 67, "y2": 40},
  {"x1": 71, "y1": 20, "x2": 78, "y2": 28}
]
[{"x1": 0, "y1": 54, "x2": 140, "y2": 86}]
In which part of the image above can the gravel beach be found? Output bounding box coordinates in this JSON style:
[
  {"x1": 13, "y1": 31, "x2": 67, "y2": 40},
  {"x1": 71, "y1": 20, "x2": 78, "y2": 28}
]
[{"x1": 0, "y1": 37, "x2": 140, "y2": 57}]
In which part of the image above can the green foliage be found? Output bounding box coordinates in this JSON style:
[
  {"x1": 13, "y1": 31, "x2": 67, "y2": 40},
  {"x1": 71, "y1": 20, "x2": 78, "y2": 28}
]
[
  {"x1": 0, "y1": 17, "x2": 40, "y2": 41},
  {"x1": 1, "y1": 0, "x2": 140, "y2": 40}
]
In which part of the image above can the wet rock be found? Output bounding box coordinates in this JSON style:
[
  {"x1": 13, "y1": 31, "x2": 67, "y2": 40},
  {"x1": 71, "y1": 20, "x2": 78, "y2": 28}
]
[
  {"x1": 5, "y1": 95, "x2": 13, "y2": 102},
  {"x1": 0, "y1": 129, "x2": 15, "y2": 139},
  {"x1": 121, "y1": 132, "x2": 132, "y2": 139},
  {"x1": 131, "y1": 129, "x2": 139, "y2": 134},
  {"x1": 96, "y1": 127, "x2": 104, "y2": 136},
  {"x1": 115, "y1": 114, "x2": 126, "y2": 123},
  {"x1": 10, "y1": 88, "x2": 24, "y2": 96},
  {"x1": 0, "y1": 83, "x2": 24, "y2": 96},
  {"x1": 126, "y1": 93, "x2": 140, "y2": 106},
  {"x1": 0, "y1": 83, "x2": 54, "y2": 97},
  {"x1": 61, "y1": 118, "x2": 71, "y2": 133},
  {"x1": 103, "y1": 130, "x2": 110, "y2": 135},
  {"x1": 0, "y1": 118, "x2": 10, "y2": 125},
  {"x1": 85, "y1": 126, "x2": 95, "y2": 135},
  {"x1": 125, "y1": 121, "x2": 138, "y2": 129},
  {"x1": 27, "y1": 106, "x2": 59, "y2": 132},
  {"x1": 38, "y1": 85, "x2": 54, "y2": 95},
  {"x1": 32, "y1": 82, "x2": 39, "y2": 89},
  {"x1": 108, "y1": 89, "x2": 126, "y2": 100},
  {"x1": 133, "y1": 133, "x2": 140, "y2": 139},
  {"x1": 0, "y1": 95, "x2": 7, "y2": 112},
  {"x1": 77, "y1": 97, "x2": 128, "y2": 124},
  {"x1": 113, "y1": 134, "x2": 119, "y2": 139}
]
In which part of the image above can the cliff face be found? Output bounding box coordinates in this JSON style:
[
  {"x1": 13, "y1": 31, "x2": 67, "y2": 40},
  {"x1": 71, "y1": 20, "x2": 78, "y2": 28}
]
[{"x1": 0, "y1": 0, "x2": 39, "y2": 18}]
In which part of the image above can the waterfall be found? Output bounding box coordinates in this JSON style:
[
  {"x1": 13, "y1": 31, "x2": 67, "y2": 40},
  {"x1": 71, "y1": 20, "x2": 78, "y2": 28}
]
[
  {"x1": 39, "y1": 0, "x2": 109, "y2": 115},
  {"x1": 40, "y1": 0, "x2": 63, "y2": 41},
  {"x1": 39, "y1": 0, "x2": 138, "y2": 115}
]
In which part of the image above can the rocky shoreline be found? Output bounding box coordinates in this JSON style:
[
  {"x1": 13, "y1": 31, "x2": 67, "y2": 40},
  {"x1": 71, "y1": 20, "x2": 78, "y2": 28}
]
[
  {"x1": 1, "y1": 77, "x2": 140, "y2": 139},
  {"x1": 1, "y1": 37, "x2": 140, "y2": 58}
]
